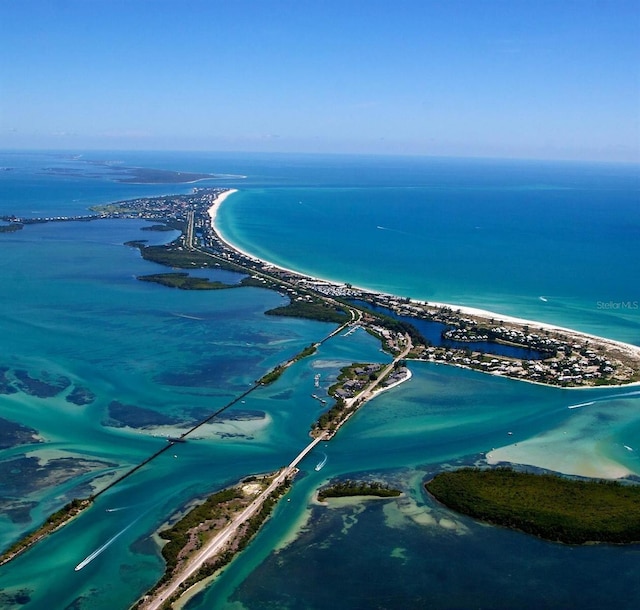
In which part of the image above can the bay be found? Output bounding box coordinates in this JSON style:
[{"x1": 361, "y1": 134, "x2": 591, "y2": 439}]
[{"x1": 0, "y1": 151, "x2": 639, "y2": 609}]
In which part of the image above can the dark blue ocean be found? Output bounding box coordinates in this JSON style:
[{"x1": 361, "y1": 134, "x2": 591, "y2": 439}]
[{"x1": 0, "y1": 150, "x2": 639, "y2": 609}]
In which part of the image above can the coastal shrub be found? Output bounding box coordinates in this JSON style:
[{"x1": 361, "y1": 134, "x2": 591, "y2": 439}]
[
  {"x1": 426, "y1": 468, "x2": 640, "y2": 544},
  {"x1": 266, "y1": 300, "x2": 349, "y2": 323},
  {"x1": 318, "y1": 480, "x2": 401, "y2": 501}
]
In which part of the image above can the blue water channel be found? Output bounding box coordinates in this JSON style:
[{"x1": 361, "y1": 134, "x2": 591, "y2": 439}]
[{"x1": 351, "y1": 300, "x2": 549, "y2": 360}]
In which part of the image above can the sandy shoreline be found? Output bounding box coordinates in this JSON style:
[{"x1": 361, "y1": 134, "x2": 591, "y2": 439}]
[
  {"x1": 207, "y1": 188, "x2": 238, "y2": 224},
  {"x1": 209, "y1": 189, "x2": 640, "y2": 363},
  {"x1": 205, "y1": 190, "x2": 639, "y2": 481},
  {"x1": 424, "y1": 300, "x2": 640, "y2": 359}
]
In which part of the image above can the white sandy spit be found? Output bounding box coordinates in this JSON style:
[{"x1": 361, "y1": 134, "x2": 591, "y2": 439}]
[{"x1": 209, "y1": 190, "x2": 640, "y2": 364}]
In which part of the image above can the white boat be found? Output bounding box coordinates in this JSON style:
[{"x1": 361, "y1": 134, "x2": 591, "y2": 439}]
[{"x1": 315, "y1": 453, "x2": 327, "y2": 471}]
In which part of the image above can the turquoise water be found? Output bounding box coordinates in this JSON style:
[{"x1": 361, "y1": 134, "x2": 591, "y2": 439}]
[
  {"x1": 0, "y1": 151, "x2": 639, "y2": 609},
  {"x1": 215, "y1": 168, "x2": 640, "y2": 343}
]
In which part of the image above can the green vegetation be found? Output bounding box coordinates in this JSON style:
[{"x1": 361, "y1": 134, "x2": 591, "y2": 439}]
[
  {"x1": 91, "y1": 203, "x2": 136, "y2": 214},
  {"x1": 313, "y1": 398, "x2": 348, "y2": 433},
  {"x1": 170, "y1": 479, "x2": 291, "y2": 604},
  {"x1": 133, "y1": 243, "x2": 244, "y2": 273},
  {"x1": 141, "y1": 224, "x2": 176, "y2": 232},
  {"x1": 313, "y1": 362, "x2": 383, "y2": 434},
  {"x1": 136, "y1": 478, "x2": 292, "y2": 609},
  {"x1": 138, "y1": 272, "x2": 230, "y2": 290},
  {"x1": 327, "y1": 362, "x2": 381, "y2": 396},
  {"x1": 258, "y1": 365, "x2": 286, "y2": 385},
  {"x1": 158, "y1": 487, "x2": 243, "y2": 577},
  {"x1": 133, "y1": 243, "x2": 348, "y2": 324},
  {"x1": 294, "y1": 343, "x2": 317, "y2": 361},
  {"x1": 318, "y1": 480, "x2": 401, "y2": 501},
  {"x1": 0, "y1": 223, "x2": 23, "y2": 233},
  {"x1": 259, "y1": 344, "x2": 318, "y2": 385},
  {"x1": 266, "y1": 298, "x2": 349, "y2": 323},
  {"x1": 426, "y1": 467, "x2": 640, "y2": 544},
  {"x1": 0, "y1": 498, "x2": 91, "y2": 567}
]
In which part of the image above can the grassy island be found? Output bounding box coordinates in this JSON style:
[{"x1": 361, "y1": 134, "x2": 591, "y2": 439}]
[
  {"x1": 135, "y1": 474, "x2": 291, "y2": 609},
  {"x1": 0, "y1": 223, "x2": 22, "y2": 233},
  {"x1": 157, "y1": 487, "x2": 243, "y2": 578},
  {"x1": 425, "y1": 467, "x2": 640, "y2": 544},
  {"x1": 0, "y1": 498, "x2": 92, "y2": 567},
  {"x1": 266, "y1": 298, "x2": 349, "y2": 324},
  {"x1": 258, "y1": 365, "x2": 286, "y2": 385},
  {"x1": 134, "y1": 243, "x2": 236, "y2": 270},
  {"x1": 318, "y1": 480, "x2": 401, "y2": 501},
  {"x1": 138, "y1": 272, "x2": 229, "y2": 290}
]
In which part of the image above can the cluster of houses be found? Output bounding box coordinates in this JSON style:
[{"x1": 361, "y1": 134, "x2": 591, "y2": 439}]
[
  {"x1": 412, "y1": 343, "x2": 617, "y2": 386},
  {"x1": 62, "y1": 189, "x2": 635, "y2": 389},
  {"x1": 300, "y1": 280, "x2": 359, "y2": 299},
  {"x1": 94, "y1": 188, "x2": 227, "y2": 223},
  {"x1": 381, "y1": 365, "x2": 411, "y2": 388},
  {"x1": 331, "y1": 364, "x2": 383, "y2": 401}
]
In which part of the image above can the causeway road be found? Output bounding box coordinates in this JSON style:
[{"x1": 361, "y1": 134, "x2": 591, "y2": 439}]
[
  {"x1": 140, "y1": 432, "x2": 328, "y2": 610},
  {"x1": 140, "y1": 336, "x2": 411, "y2": 609}
]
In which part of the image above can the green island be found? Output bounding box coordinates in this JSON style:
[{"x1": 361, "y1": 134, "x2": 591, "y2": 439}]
[
  {"x1": 137, "y1": 272, "x2": 230, "y2": 290},
  {"x1": 134, "y1": 473, "x2": 291, "y2": 609},
  {"x1": 258, "y1": 364, "x2": 286, "y2": 385},
  {"x1": 133, "y1": 242, "x2": 350, "y2": 323},
  {"x1": 0, "y1": 498, "x2": 92, "y2": 567},
  {"x1": 132, "y1": 242, "x2": 237, "y2": 270},
  {"x1": 0, "y1": 223, "x2": 22, "y2": 233},
  {"x1": 318, "y1": 480, "x2": 401, "y2": 501},
  {"x1": 425, "y1": 467, "x2": 640, "y2": 544},
  {"x1": 257, "y1": 343, "x2": 319, "y2": 385},
  {"x1": 266, "y1": 298, "x2": 350, "y2": 324}
]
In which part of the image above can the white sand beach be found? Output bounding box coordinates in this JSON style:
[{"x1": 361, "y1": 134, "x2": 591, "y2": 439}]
[
  {"x1": 209, "y1": 189, "x2": 640, "y2": 365},
  {"x1": 207, "y1": 188, "x2": 238, "y2": 224},
  {"x1": 421, "y1": 299, "x2": 640, "y2": 361},
  {"x1": 207, "y1": 189, "x2": 640, "y2": 481}
]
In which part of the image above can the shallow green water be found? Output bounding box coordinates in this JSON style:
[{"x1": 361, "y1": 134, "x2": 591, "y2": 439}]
[{"x1": 1, "y1": 151, "x2": 639, "y2": 609}]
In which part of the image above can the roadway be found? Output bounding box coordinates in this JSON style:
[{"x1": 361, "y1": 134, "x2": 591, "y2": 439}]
[
  {"x1": 140, "y1": 432, "x2": 328, "y2": 610},
  {"x1": 141, "y1": 333, "x2": 412, "y2": 609}
]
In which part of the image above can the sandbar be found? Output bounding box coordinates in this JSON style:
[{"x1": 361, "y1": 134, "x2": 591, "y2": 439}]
[{"x1": 486, "y1": 441, "x2": 633, "y2": 480}]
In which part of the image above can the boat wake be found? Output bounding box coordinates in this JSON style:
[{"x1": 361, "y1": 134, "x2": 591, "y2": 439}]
[
  {"x1": 568, "y1": 401, "x2": 595, "y2": 410},
  {"x1": 376, "y1": 225, "x2": 413, "y2": 236},
  {"x1": 568, "y1": 390, "x2": 640, "y2": 410},
  {"x1": 315, "y1": 453, "x2": 327, "y2": 471},
  {"x1": 172, "y1": 312, "x2": 205, "y2": 321},
  {"x1": 74, "y1": 517, "x2": 142, "y2": 572}
]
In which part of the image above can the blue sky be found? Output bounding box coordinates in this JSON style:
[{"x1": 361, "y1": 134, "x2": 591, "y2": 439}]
[{"x1": 1, "y1": 0, "x2": 639, "y2": 161}]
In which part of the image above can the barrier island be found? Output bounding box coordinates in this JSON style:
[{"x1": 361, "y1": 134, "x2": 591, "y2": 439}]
[
  {"x1": 2, "y1": 184, "x2": 640, "y2": 604},
  {"x1": 4, "y1": 186, "x2": 640, "y2": 387},
  {"x1": 426, "y1": 468, "x2": 640, "y2": 544}
]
